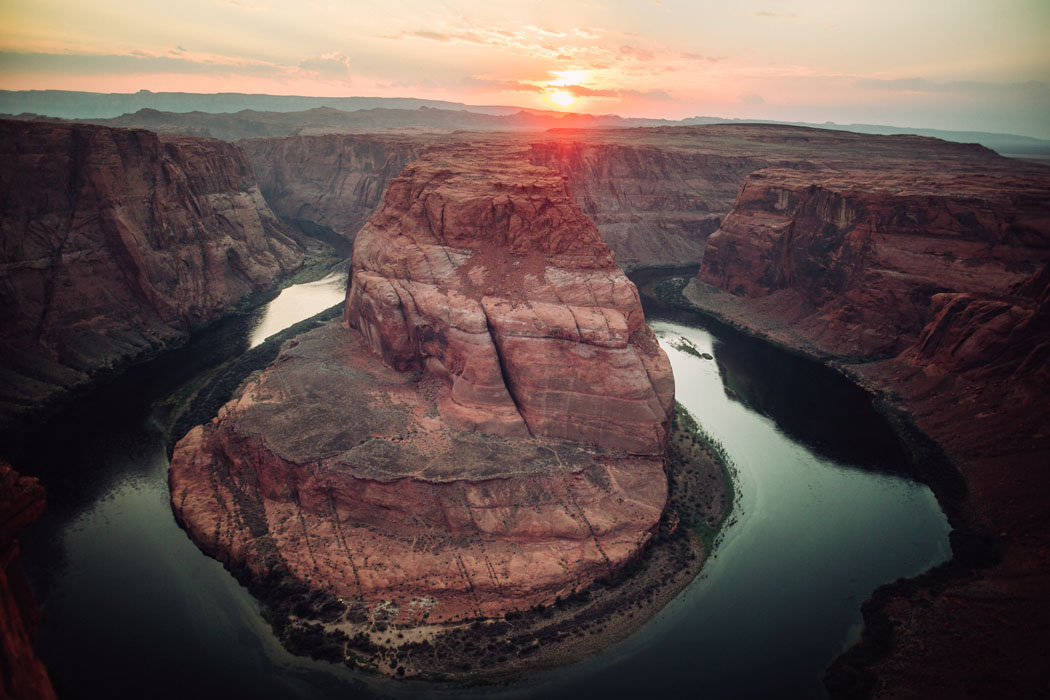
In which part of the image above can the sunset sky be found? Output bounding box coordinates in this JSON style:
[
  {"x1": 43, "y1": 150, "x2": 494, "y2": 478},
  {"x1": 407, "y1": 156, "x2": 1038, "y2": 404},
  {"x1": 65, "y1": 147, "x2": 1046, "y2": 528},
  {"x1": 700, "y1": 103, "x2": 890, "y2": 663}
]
[{"x1": 1, "y1": 0, "x2": 1048, "y2": 137}]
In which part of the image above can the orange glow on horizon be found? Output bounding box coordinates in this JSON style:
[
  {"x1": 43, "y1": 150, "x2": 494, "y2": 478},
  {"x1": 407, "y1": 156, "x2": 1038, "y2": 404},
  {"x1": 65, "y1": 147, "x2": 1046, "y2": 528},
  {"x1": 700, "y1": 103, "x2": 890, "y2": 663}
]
[{"x1": 547, "y1": 88, "x2": 578, "y2": 108}]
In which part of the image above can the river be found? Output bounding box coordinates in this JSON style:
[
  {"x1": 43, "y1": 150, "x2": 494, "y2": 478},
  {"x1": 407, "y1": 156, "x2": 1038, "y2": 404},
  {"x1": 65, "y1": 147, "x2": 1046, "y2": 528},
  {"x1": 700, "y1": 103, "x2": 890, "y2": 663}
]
[{"x1": 7, "y1": 268, "x2": 951, "y2": 700}]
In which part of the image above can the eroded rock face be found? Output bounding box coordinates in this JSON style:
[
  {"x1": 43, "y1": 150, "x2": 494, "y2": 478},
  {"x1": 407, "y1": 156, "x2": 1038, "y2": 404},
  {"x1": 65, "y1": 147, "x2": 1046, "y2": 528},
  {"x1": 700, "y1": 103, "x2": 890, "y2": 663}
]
[
  {"x1": 689, "y1": 162, "x2": 1050, "y2": 699},
  {"x1": 0, "y1": 462, "x2": 57, "y2": 700},
  {"x1": 241, "y1": 134, "x2": 422, "y2": 244},
  {"x1": 699, "y1": 168, "x2": 1050, "y2": 358},
  {"x1": 528, "y1": 141, "x2": 762, "y2": 269},
  {"x1": 0, "y1": 120, "x2": 305, "y2": 424},
  {"x1": 170, "y1": 144, "x2": 673, "y2": 623},
  {"x1": 346, "y1": 145, "x2": 674, "y2": 454}
]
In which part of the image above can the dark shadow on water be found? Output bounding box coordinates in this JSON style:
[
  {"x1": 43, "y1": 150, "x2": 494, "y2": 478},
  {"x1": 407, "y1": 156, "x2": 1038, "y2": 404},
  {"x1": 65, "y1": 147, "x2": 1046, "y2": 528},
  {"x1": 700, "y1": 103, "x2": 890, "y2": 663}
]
[{"x1": 630, "y1": 267, "x2": 912, "y2": 474}]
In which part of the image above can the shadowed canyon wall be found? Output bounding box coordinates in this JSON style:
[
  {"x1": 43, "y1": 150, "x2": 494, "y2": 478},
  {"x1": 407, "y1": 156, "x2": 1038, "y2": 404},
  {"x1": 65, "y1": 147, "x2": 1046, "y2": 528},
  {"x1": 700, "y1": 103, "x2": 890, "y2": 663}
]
[
  {"x1": 0, "y1": 120, "x2": 306, "y2": 425},
  {"x1": 691, "y1": 161, "x2": 1050, "y2": 699}
]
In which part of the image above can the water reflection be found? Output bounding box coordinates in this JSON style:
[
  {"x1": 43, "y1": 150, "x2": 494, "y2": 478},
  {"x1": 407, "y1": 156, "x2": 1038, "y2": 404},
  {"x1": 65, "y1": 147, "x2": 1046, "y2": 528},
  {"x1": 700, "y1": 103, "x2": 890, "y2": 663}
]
[
  {"x1": 7, "y1": 268, "x2": 950, "y2": 700},
  {"x1": 249, "y1": 270, "x2": 348, "y2": 348}
]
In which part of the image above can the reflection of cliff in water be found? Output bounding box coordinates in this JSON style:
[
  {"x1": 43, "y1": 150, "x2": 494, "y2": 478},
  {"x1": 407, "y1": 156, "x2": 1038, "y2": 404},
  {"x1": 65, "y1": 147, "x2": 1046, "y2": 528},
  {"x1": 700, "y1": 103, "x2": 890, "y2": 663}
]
[
  {"x1": 711, "y1": 335, "x2": 909, "y2": 471},
  {"x1": 631, "y1": 268, "x2": 911, "y2": 473}
]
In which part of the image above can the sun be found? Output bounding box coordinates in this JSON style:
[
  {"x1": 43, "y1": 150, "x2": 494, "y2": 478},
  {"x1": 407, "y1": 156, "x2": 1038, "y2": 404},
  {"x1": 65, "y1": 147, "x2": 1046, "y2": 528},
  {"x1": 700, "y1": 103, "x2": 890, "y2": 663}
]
[{"x1": 548, "y1": 89, "x2": 577, "y2": 108}]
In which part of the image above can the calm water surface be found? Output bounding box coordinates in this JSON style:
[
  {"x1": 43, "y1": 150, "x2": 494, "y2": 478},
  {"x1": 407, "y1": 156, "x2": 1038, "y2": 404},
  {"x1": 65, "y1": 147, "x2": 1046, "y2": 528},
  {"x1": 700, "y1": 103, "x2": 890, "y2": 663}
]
[{"x1": 9, "y1": 270, "x2": 951, "y2": 700}]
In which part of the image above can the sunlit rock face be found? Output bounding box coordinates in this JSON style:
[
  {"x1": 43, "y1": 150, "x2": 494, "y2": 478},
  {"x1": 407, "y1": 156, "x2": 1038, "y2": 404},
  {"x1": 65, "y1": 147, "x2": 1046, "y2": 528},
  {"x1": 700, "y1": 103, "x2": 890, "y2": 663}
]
[
  {"x1": 0, "y1": 119, "x2": 304, "y2": 424},
  {"x1": 170, "y1": 143, "x2": 673, "y2": 623}
]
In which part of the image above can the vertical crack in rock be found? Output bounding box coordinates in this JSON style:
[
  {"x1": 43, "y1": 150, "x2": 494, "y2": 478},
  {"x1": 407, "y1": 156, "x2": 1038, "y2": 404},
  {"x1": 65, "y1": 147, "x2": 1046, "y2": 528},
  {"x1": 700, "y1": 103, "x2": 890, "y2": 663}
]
[{"x1": 171, "y1": 142, "x2": 672, "y2": 622}]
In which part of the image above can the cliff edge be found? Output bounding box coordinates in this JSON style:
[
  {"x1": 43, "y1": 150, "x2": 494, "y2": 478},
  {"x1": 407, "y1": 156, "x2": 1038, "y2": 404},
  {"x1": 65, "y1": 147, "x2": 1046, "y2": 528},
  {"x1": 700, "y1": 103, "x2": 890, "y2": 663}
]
[{"x1": 169, "y1": 143, "x2": 674, "y2": 624}]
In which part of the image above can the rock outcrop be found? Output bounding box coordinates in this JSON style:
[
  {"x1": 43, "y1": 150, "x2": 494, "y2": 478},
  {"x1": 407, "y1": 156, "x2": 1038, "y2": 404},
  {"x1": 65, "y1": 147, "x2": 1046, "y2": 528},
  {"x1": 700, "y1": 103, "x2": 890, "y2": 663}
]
[
  {"x1": 688, "y1": 161, "x2": 1050, "y2": 699},
  {"x1": 240, "y1": 134, "x2": 423, "y2": 247},
  {"x1": 170, "y1": 143, "x2": 673, "y2": 623},
  {"x1": 0, "y1": 119, "x2": 306, "y2": 425},
  {"x1": 0, "y1": 462, "x2": 57, "y2": 700},
  {"x1": 699, "y1": 168, "x2": 1050, "y2": 357}
]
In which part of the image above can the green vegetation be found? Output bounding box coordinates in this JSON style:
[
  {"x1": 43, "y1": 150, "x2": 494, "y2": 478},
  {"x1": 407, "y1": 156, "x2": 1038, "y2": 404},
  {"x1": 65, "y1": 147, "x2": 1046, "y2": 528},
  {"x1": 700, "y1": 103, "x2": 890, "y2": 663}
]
[
  {"x1": 671, "y1": 402, "x2": 737, "y2": 551},
  {"x1": 668, "y1": 336, "x2": 703, "y2": 358}
]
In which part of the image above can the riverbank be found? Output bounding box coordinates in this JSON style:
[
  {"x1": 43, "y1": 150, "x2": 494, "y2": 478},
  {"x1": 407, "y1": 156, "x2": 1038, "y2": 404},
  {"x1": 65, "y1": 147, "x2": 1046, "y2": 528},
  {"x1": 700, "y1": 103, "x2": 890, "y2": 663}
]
[
  {"x1": 648, "y1": 273, "x2": 1048, "y2": 700},
  {"x1": 167, "y1": 314, "x2": 735, "y2": 682},
  {"x1": 0, "y1": 250, "x2": 346, "y2": 445},
  {"x1": 283, "y1": 403, "x2": 732, "y2": 681}
]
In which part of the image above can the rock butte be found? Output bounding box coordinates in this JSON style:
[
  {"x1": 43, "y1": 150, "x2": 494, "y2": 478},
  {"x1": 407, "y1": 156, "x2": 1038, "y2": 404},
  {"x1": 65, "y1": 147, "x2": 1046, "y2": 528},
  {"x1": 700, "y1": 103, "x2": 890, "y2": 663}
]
[{"x1": 170, "y1": 143, "x2": 674, "y2": 623}]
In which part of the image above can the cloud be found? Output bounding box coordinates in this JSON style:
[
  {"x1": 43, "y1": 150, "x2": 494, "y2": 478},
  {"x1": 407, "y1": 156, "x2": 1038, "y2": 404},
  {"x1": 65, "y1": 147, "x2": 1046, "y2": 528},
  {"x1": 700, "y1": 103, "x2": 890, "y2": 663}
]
[
  {"x1": 463, "y1": 77, "x2": 545, "y2": 93},
  {"x1": 853, "y1": 77, "x2": 1049, "y2": 96},
  {"x1": 0, "y1": 50, "x2": 283, "y2": 78},
  {"x1": 739, "y1": 92, "x2": 765, "y2": 105},
  {"x1": 297, "y1": 52, "x2": 352, "y2": 81},
  {"x1": 753, "y1": 11, "x2": 798, "y2": 19},
  {"x1": 559, "y1": 84, "x2": 672, "y2": 101},
  {"x1": 617, "y1": 45, "x2": 654, "y2": 61}
]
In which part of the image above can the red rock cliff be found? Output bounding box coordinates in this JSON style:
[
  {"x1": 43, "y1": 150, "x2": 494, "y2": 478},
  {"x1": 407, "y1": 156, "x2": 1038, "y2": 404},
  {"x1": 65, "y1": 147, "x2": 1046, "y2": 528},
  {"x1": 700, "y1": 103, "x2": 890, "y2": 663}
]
[
  {"x1": 0, "y1": 462, "x2": 57, "y2": 700},
  {"x1": 346, "y1": 144, "x2": 674, "y2": 454},
  {"x1": 170, "y1": 143, "x2": 673, "y2": 623},
  {"x1": 0, "y1": 119, "x2": 305, "y2": 424},
  {"x1": 690, "y1": 162, "x2": 1050, "y2": 699},
  {"x1": 240, "y1": 134, "x2": 423, "y2": 244},
  {"x1": 699, "y1": 168, "x2": 1050, "y2": 357},
  {"x1": 529, "y1": 140, "x2": 764, "y2": 269}
]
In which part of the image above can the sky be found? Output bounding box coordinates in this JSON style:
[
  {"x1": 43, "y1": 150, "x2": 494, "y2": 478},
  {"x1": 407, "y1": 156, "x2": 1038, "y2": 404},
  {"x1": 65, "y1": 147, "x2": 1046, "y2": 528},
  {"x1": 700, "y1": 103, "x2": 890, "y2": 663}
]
[{"x1": 1, "y1": 0, "x2": 1048, "y2": 137}]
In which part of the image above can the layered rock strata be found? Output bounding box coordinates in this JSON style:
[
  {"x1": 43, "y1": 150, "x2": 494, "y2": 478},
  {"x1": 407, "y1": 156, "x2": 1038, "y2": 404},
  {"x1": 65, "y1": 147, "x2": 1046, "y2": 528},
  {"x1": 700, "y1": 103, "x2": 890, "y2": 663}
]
[
  {"x1": 0, "y1": 120, "x2": 305, "y2": 424},
  {"x1": 690, "y1": 164, "x2": 1050, "y2": 699},
  {"x1": 240, "y1": 134, "x2": 423, "y2": 245},
  {"x1": 0, "y1": 462, "x2": 57, "y2": 700},
  {"x1": 170, "y1": 144, "x2": 674, "y2": 623}
]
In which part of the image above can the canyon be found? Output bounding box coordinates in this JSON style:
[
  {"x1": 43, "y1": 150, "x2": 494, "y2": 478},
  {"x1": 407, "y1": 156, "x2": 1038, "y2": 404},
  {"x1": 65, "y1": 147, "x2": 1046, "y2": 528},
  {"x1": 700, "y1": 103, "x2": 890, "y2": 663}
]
[
  {"x1": 169, "y1": 142, "x2": 675, "y2": 627},
  {"x1": 0, "y1": 120, "x2": 314, "y2": 427},
  {"x1": 2, "y1": 107, "x2": 1048, "y2": 697},
  {"x1": 688, "y1": 161, "x2": 1050, "y2": 698}
]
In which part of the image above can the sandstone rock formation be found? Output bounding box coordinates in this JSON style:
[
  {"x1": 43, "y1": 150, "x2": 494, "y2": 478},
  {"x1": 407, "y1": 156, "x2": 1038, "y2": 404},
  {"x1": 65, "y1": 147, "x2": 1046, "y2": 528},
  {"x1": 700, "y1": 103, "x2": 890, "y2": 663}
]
[
  {"x1": 688, "y1": 160, "x2": 1050, "y2": 699},
  {"x1": 0, "y1": 462, "x2": 57, "y2": 700},
  {"x1": 528, "y1": 140, "x2": 761, "y2": 269},
  {"x1": 170, "y1": 143, "x2": 673, "y2": 623},
  {"x1": 240, "y1": 134, "x2": 422, "y2": 246},
  {"x1": 699, "y1": 167, "x2": 1050, "y2": 358},
  {"x1": 0, "y1": 119, "x2": 306, "y2": 425}
]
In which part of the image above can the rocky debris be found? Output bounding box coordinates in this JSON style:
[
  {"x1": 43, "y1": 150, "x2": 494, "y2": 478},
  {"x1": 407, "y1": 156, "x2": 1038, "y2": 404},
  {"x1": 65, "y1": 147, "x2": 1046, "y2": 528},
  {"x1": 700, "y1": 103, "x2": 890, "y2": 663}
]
[
  {"x1": 0, "y1": 119, "x2": 306, "y2": 425},
  {"x1": 170, "y1": 143, "x2": 673, "y2": 624},
  {"x1": 0, "y1": 462, "x2": 57, "y2": 700}
]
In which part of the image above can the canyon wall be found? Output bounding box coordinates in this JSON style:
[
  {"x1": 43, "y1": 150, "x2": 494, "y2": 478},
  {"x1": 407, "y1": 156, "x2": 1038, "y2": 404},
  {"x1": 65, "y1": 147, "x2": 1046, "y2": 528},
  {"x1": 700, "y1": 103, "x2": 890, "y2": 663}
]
[
  {"x1": 0, "y1": 120, "x2": 306, "y2": 425},
  {"x1": 240, "y1": 134, "x2": 423, "y2": 247},
  {"x1": 170, "y1": 143, "x2": 673, "y2": 623},
  {"x1": 690, "y1": 162, "x2": 1050, "y2": 699},
  {"x1": 0, "y1": 462, "x2": 56, "y2": 700},
  {"x1": 528, "y1": 141, "x2": 764, "y2": 269}
]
